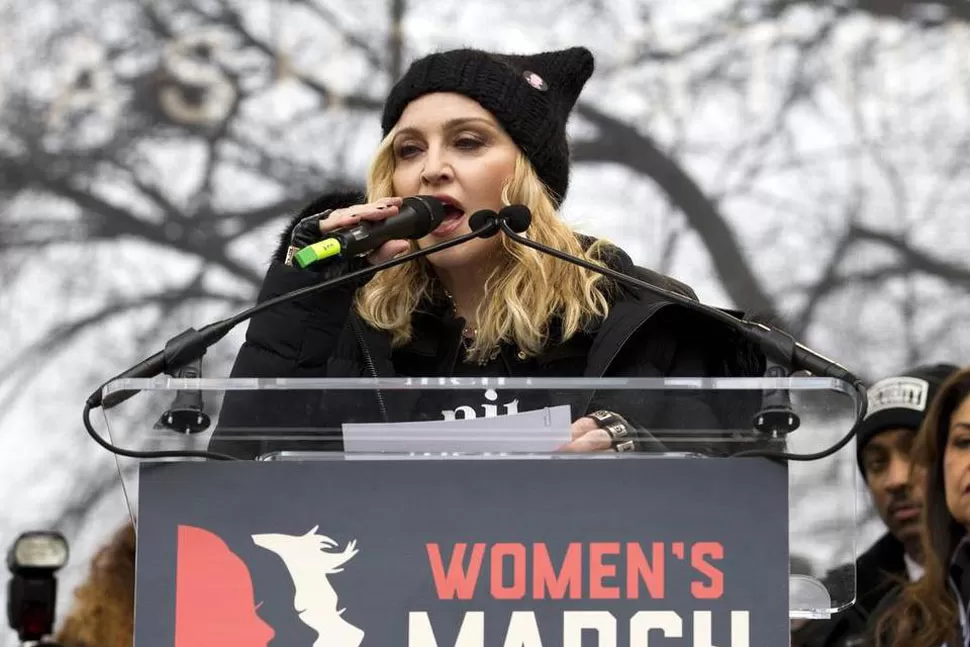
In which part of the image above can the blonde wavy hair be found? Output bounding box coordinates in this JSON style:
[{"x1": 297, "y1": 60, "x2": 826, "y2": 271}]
[{"x1": 355, "y1": 131, "x2": 614, "y2": 363}]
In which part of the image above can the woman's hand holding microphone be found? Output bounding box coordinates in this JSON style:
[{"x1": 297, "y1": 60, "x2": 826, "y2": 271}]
[{"x1": 285, "y1": 197, "x2": 412, "y2": 271}]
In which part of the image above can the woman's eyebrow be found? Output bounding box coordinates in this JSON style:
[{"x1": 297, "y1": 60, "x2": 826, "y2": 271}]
[{"x1": 394, "y1": 117, "x2": 495, "y2": 139}]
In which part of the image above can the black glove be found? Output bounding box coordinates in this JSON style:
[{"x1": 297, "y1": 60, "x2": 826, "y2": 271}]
[
  {"x1": 282, "y1": 209, "x2": 372, "y2": 286},
  {"x1": 284, "y1": 209, "x2": 333, "y2": 267}
]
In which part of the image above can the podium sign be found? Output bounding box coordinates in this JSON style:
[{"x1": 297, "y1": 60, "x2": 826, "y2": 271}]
[{"x1": 135, "y1": 457, "x2": 787, "y2": 647}]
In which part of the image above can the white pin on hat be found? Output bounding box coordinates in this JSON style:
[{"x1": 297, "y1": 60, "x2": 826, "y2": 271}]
[{"x1": 522, "y1": 70, "x2": 548, "y2": 91}]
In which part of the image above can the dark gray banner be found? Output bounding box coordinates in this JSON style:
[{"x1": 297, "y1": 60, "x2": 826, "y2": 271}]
[{"x1": 136, "y1": 458, "x2": 788, "y2": 646}]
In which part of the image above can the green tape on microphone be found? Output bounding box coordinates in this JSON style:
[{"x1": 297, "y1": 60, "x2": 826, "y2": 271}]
[{"x1": 294, "y1": 238, "x2": 343, "y2": 268}]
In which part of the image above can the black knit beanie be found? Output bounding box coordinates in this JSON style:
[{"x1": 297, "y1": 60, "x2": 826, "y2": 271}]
[
  {"x1": 381, "y1": 47, "x2": 595, "y2": 206},
  {"x1": 856, "y1": 363, "x2": 960, "y2": 474}
]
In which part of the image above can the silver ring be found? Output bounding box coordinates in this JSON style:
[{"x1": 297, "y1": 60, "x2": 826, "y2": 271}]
[
  {"x1": 588, "y1": 410, "x2": 613, "y2": 424},
  {"x1": 604, "y1": 422, "x2": 629, "y2": 440},
  {"x1": 614, "y1": 439, "x2": 636, "y2": 453}
]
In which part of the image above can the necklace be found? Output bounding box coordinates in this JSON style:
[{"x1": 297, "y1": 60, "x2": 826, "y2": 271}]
[
  {"x1": 441, "y1": 286, "x2": 499, "y2": 365},
  {"x1": 441, "y1": 287, "x2": 477, "y2": 339}
]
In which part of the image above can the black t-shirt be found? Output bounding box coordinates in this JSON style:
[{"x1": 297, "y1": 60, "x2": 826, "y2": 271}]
[
  {"x1": 449, "y1": 340, "x2": 508, "y2": 377},
  {"x1": 400, "y1": 335, "x2": 523, "y2": 423}
]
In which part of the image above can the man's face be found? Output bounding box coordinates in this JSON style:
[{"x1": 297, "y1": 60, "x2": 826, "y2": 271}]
[{"x1": 861, "y1": 428, "x2": 924, "y2": 545}]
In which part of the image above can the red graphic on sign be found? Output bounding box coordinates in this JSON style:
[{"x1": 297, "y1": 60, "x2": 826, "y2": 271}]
[{"x1": 174, "y1": 525, "x2": 275, "y2": 647}]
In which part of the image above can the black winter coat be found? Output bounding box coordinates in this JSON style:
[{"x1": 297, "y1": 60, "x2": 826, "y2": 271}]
[
  {"x1": 861, "y1": 535, "x2": 970, "y2": 647},
  {"x1": 208, "y1": 192, "x2": 767, "y2": 460},
  {"x1": 792, "y1": 533, "x2": 908, "y2": 647}
]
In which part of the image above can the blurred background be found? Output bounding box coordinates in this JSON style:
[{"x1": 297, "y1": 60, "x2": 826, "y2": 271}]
[{"x1": 1, "y1": 0, "x2": 968, "y2": 641}]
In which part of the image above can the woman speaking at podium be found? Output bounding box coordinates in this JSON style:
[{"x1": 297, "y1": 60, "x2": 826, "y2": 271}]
[{"x1": 209, "y1": 45, "x2": 765, "y2": 460}]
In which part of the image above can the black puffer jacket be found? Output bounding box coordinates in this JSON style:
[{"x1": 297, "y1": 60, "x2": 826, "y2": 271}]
[
  {"x1": 209, "y1": 192, "x2": 767, "y2": 459},
  {"x1": 792, "y1": 533, "x2": 908, "y2": 647},
  {"x1": 862, "y1": 535, "x2": 970, "y2": 647}
]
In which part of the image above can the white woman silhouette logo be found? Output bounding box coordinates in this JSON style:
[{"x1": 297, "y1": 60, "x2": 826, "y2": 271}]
[{"x1": 253, "y1": 526, "x2": 364, "y2": 647}]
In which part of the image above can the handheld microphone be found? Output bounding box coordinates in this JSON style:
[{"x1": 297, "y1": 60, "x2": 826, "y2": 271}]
[
  {"x1": 292, "y1": 195, "x2": 446, "y2": 268},
  {"x1": 485, "y1": 204, "x2": 868, "y2": 462}
]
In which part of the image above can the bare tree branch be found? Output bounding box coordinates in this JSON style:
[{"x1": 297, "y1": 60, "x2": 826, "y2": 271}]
[
  {"x1": 851, "y1": 224, "x2": 970, "y2": 285},
  {"x1": 761, "y1": 0, "x2": 970, "y2": 26},
  {"x1": 189, "y1": 66, "x2": 247, "y2": 214},
  {"x1": 919, "y1": 132, "x2": 970, "y2": 223},
  {"x1": 901, "y1": 278, "x2": 921, "y2": 367},
  {"x1": 786, "y1": 256, "x2": 970, "y2": 338},
  {"x1": 40, "y1": 176, "x2": 263, "y2": 285},
  {"x1": 388, "y1": 0, "x2": 406, "y2": 81},
  {"x1": 792, "y1": 228, "x2": 859, "y2": 338},
  {"x1": 303, "y1": 0, "x2": 386, "y2": 73},
  {"x1": 920, "y1": 309, "x2": 970, "y2": 358},
  {"x1": 573, "y1": 102, "x2": 782, "y2": 320},
  {"x1": 0, "y1": 218, "x2": 90, "y2": 247},
  {"x1": 215, "y1": 183, "x2": 363, "y2": 241},
  {"x1": 0, "y1": 286, "x2": 250, "y2": 392},
  {"x1": 210, "y1": 0, "x2": 382, "y2": 111},
  {"x1": 53, "y1": 463, "x2": 136, "y2": 537},
  {"x1": 714, "y1": 16, "x2": 840, "y2": 199}
]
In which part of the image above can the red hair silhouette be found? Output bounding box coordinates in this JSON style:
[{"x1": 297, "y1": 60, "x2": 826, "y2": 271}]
[{"x1": 175, "y1": 525, "x2": 275, "y2": 646}]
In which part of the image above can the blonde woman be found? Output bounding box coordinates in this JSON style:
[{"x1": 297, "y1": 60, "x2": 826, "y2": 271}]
[{"x1": 211, "y1": 46, "x2": 764, "y2": 459}]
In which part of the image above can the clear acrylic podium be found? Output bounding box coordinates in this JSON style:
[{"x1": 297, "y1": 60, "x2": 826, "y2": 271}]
[{"x1": 96, "y1": 375, "x2": 862, "y2": 645}]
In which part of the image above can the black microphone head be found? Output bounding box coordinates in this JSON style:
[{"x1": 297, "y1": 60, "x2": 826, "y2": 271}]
[
  {"x1": 498, "y1": 204, "x2": 532, "y2": 233},
  {"x1": 468, "y1": 209, "x2": 499, "y2": 237},
  {"x1": 402, "y1": 195, "x2": 447, "y2": 237}
]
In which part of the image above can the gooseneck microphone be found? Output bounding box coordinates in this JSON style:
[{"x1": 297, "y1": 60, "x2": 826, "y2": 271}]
[
  {"x1": 474, "y1": 205, "x2": 868, "y2": 462},
  {"x1": 83, "y1": 201, "x2": 864, "y2": 464},
  {"x1": 82, "y1": 207, "x2": 504, "y2": 462},
  {"x1": 293, "y1": 195, "x2": 446, "y2": 268}
]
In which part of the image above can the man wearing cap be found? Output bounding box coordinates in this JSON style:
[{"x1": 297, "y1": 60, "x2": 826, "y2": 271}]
[{"x1": 793, "y1": 363, "x2": 960, "y2": 647}]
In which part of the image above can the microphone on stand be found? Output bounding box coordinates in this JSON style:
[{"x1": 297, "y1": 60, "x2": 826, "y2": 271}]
[
  {"x1": 470, "y1": 206, "x2": 867, "y2": 462},
  {"x1": 82, "y1": 207, "x2": 505, "y2": 462}
]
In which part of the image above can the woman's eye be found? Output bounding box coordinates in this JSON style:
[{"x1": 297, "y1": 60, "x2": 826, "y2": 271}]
[
  {"x1": 395, "y1": 144, "x2": 422, "y2": 159},
  {"x1": 455, "y1": 136, "x2": 483, "y2": 150}
]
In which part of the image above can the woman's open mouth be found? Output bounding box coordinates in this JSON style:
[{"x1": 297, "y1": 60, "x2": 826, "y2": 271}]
[{"x1": 430, "y1": 199, "x2": 466, "y2": 237}]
